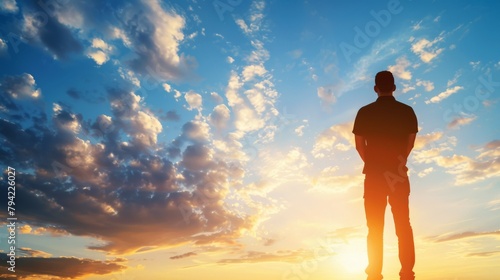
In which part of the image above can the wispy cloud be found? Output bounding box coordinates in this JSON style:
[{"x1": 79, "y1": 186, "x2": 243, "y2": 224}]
[
  {"x1": 312, "y1": 122, "x2": 354, "y2": 158},
  {"x1": 466, "y1": 251, "x2": 500, "y2": 257},
  {"x1": 388, "y1": 56, "x2": 412, "y2": 80},
  {"x1": 448, "y1": 114, "x2": 476, "y2": 129},
  {"x1": 410, "y1": 32, "x2": 445, "y2": 63},
  {"x1": 428, "y1": 230, "x2": 500, "y2": 242},
  {"x1": 0, "y1": 253, "x2": 126, "y2": 279},
  {"x1": 426, "y1": 85, "x2": 463, "y2": 104}
]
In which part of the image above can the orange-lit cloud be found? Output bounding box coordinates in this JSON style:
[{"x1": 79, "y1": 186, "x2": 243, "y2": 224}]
[{"x1": 0, "y1": 254, "x2": 126, "y2": 279}]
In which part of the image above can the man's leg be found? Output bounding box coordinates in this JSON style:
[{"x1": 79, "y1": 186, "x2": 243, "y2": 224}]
[
  {"x1": 364, "y1": 175, "x2": 388, "y2": 280},
  {"x1": 388, "y1": 177, "x2": 415, "y2": 280}
]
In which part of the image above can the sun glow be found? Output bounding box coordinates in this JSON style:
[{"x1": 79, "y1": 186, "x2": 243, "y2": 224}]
[{"x1": 336, "y1": 243, "x2": 367, "y2": 274}]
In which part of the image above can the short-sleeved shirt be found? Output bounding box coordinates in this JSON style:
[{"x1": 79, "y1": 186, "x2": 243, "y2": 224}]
[{"x1": 353, "y1": 96, "x2": 418, "y2": 174}]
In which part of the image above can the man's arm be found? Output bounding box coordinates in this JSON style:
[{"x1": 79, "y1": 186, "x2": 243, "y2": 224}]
[
  {"x1": 355, "y1": 135, "x2": 366, "y2": 162},
  {"x1": 406, "y1": 133, "x2": 417, "y2": 157}
]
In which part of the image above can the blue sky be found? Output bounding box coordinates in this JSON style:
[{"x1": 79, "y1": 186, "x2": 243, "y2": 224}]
[{"x1": 0, "y1": 0, "x2": 499, "y2": 279}]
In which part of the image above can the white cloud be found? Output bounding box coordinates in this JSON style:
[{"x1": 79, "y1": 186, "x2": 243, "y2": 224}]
[
  {"x1": 416, "y1": 79, "x2": 434, "y2": 91},
  {"x1": 309, "y1": 167, "x2": 363, "y2": 193},
  {"x1": 412, "y1": 20, "x2": 423, "y2": 31},
  {"x1": 447, "y1": 71, "x2": 462, "y2": 87},
  {"x1": 418, "y1": 167, "x2": 434, "y2": 177},
  {"x1": 312, "y1": 122, "x2": 353, "y2": 158},
  {"x1": 87, "y1": 50, "x2": 109, "y2": 65},
  {"x1": 0, "y1": 0, "x2": 18, "y2": 13},
  {"x1": 209, "y1": 104, "x2": 231, "y2": 130},
  {"x1": 317, "y1": 86, "x2": 336, "y2": 105},
  {"x1": 118, "y1": 67, "x2": 140, "y2": 87},
  {"x1": 0, "y1": 73, "x2": 41, "y2": 99},
  {"x1": 448, "y1": 115, "x2": 476, "y2": 129},
  {"x1": 470, "y1": 61, "x2": 481, "y2": 70},
  {"x1": 184, "y1": 91, "x2": 202, "y2": 110},
  {"x1": 0, "y1": 38, "x2": 7, "y2": 52},
  {"x1": 110, "y1": 27, "x2": 131, "y2": 47},
  {"x1": 402, "y1": 83, "x2": 416, "y2": 93},
  {"x1": 87, "y1": 38, "x2": 113, "y2": 65},
  {"x1": 91, "y1": 38, "x2": 112, "y2": 51},
  {"x1": 295, "y1": 125, "x2": 305, "y2": 137},
  {"x1": 411, "y1": 34, "x2": 445, "y2": 63},
  {"x1": 426, "y1": 85, "x2": 463, "y2": 104},
  {"x1": 162, "y1": 83, "x2": 171, "y2": 92},
  {"x1": 236, "y1": 19, "x2": 251, "y2": 34},
  {"x1": 173, "y1": 89, "x2": 182, "y2": 99},
  {"x1": 242, "y1": 64, "x2": 267, "y2": 82},
  {"x1": 388, "y1": 56, "x2": 412, "y2": 80},
  {"x1": 414, "y1": 131, "x2": 443, "y2": 150}
]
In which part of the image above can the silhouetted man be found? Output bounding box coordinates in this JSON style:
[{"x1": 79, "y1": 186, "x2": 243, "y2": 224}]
[{"x1": 353, "y1": 71, "x2": 417, "y2": 280}]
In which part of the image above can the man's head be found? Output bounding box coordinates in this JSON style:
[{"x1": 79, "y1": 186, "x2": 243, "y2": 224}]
[{"x1": 374, "y1": 70, "x2": 396, "y2": 95}]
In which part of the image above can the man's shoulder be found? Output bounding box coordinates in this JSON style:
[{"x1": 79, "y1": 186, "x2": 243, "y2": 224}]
[{"x1": 358, "y1": 101, "x2": 378, "y2": 112}]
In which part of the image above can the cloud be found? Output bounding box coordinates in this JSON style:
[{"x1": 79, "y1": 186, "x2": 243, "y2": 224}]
[
  {"x1": 411, "y1": 34, "x2": 445, "y2": 63},
  {"x1": 123, "y1": 0, "x2": 197, "y2": 81},
  {"x1": 466, "y1": 251, "x2": 500, "y2": 257},
  {"x1": 0, "y1": 38, "x2": 7, "y2": 52},
  {"x1": 210, "y1": 92, "x2": 224, "y2": 104},
  {"x1": 428, "y1": 230, "x2": 500, "y2": 243},
  {"x1": 295, "y1": 125, "x2": 305, "y2": 136},
  {"x1": 162, "y1": 83, "x2": 172, "y2": 92},
  {"x1": 414, "y1": 131, "x2": 443, "y2": 150},
  {"x1": 0, "y1": 253, "x2": 126, "y2": 279},
  {"x1": 170, "y1": 251, "x2": 197, "y2": 260},
  {"x1": 227, "y1": 56, "x2": 235, "y2": 64},
  {"x1": 415, "y1": 139, "x2": 500, "y2": 185},
  {"x1": 86, "y1": 38, "x2": 113, "y2": 65},
  {"x1": 0, "y1": 0, "x2": 18, "y2": 13},
  {"x1": 447, "y1": 71, "x2": 462, "y2": 87},
  {"x1": 340, "y1": 36, "x2": 405, "y2": 95},
  {"x1": 234, "y1": 0, "x2": 265, "y2": 35},
  {"x1": 388, "y1": 56, "x2": 412, "y2": 80},
  {"x1": 448, "y1": 115, "x2": 476, "y2": 129},
  {"x1": 0, "y1": 73, "x2": 41, "y2": 99},
  {"x1": 26, "y1": 0, "x2": 196, "y2": 81},
  {"x1": 22, "y1": 11, "x2": 83, "y2": 59},
  {"x1": 18, "y1": 247, "x2": 52, "y2": 258},
  {"x1": 416, "y1": 79, "x2": 434, "y2": 91},
  {"x1": 309, "y1": 167, "x2": 364, "y2": 193},
  {"x1": 217, "y1": 249, "x2": 331, "y2": 264},
  {"x1": 184, "y1": 90, "x2": 202, "y2": 111},
  {"x1": 209, "y1": 104, "x2": 231, "y2": 131},
  {"x1": 417, "y1": 167, "x2": 433, "y2": 177},
  {"x1": 18, "y1": 224, "x2": 68, "y2": 236},
  {"x1": 0, "y1": 86, "x2": 257, "y2": 255},
  {"x1": 242, "y1": 64, "x2": 267, "y2": 82},
  {"x1": 312, "y1": 122, "x2": 354, "y2": 158},
  {"x1": 426, "y1": 85, "x2": 463, "y2": 104},
  {"x1": 317, "y1": 86, "x2": 336, "y2": 106}
]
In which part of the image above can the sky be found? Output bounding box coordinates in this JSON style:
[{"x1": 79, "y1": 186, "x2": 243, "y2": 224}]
[{"x1": 0, "y1": 0, "x2": 499, "y2": 279}]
